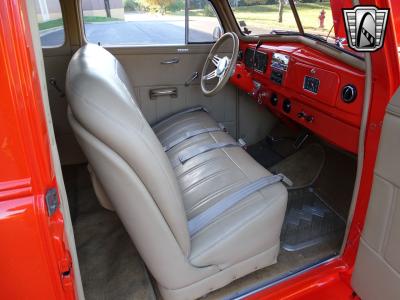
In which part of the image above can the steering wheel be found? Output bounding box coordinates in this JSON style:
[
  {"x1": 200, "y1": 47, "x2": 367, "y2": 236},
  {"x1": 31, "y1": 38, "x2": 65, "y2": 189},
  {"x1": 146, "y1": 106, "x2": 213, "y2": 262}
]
[{"x1": 201, "y1": 32, "x2": 239, "y2": 97}]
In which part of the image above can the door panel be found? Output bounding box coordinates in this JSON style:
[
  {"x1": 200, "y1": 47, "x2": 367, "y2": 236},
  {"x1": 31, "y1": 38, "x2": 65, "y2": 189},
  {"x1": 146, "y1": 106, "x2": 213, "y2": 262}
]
[
  {"x1": 111, "y1": 46, "x2": 239, "y2": 137},
  {"x1": 352, "y1": 88, "x2": 400, "y2": 300},
  {"x1": 43, "y1": 52, "x2": 87, "y2": 165}
]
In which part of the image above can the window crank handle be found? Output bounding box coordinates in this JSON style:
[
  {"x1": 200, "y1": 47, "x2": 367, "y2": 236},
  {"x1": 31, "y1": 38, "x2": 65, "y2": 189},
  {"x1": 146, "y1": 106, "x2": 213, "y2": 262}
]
[{"x1": 185, "y1": 72, "x2": 199, "y2": 86}]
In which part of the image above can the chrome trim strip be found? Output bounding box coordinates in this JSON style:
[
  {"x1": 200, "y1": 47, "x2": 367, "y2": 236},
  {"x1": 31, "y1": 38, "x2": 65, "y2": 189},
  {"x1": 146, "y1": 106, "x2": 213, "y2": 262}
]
[{"x1": 227, "y1": 255, "x2": 339, "y2": 300}]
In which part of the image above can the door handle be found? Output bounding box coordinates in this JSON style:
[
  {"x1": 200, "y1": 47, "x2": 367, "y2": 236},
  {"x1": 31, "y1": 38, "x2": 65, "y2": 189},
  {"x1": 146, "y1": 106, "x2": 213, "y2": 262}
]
[
  {"x1": 161, "y1": 57, "x2": 180, "y2": 64},
  {"x1": 149, "y1": 88, "x2": 178, "y2": 99},
  {"x1": 185, "y1": 72, "x2": 199, "y2": 86}
]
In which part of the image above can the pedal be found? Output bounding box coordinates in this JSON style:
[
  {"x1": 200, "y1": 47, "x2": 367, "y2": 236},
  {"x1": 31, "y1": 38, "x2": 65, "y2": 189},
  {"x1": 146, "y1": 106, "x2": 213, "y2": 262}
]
[
  {"x1": 293, "y1": 130, "x2": 310, "y2": 149},
  {"x1": 265, "y1": 135, "x2": 288, "y2": 146},
  {"x1": 266, "y1": 135, "x2": 284, "y2": 143}
]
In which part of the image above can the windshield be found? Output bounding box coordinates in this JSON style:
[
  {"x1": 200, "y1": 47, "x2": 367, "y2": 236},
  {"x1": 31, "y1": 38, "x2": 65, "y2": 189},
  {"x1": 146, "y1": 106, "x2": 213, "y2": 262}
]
[
  {"x1": 229, "y1": 0, "x2": 299, "y2": 35},
  {"x1": 295, "y1": 1, "x2": 335, "y2": 39},
  {"x1": 229, "y1": 1, "x2": 335, "y2": 39}
]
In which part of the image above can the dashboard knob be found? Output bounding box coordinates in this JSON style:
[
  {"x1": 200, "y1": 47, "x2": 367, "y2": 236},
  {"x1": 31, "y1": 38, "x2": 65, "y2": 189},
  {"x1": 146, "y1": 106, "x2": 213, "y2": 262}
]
[
  {"x1": 297, "y1": 111, "x2": 314, "y2": 123},
  {"x1": 297, "y1": 111, "x2": 306, "y2": 119},
  {"x1": 282, "y1": 99, "x2": 291, "y2": 113},
  {"x1": 305, "y1": 115, "x2": 314, "y2": 123},
  {"x1": 342, "y1": 85, "x2": 357, "y2": 103},
  {"x1": 270, "y1": 93, "x2": 278, "y2": 106}
]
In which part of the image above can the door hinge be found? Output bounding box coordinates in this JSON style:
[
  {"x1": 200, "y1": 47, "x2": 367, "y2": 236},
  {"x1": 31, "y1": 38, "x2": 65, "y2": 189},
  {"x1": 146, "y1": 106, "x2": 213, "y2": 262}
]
[{"x1": 59, "y1": 252, "x2": 73, "y2": 290}]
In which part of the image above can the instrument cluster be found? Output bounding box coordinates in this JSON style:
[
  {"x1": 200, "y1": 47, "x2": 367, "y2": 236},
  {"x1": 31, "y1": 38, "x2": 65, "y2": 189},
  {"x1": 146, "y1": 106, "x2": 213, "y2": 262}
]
[{"x1": 244, "y1": 48, "x2": 268, "y2": 73}]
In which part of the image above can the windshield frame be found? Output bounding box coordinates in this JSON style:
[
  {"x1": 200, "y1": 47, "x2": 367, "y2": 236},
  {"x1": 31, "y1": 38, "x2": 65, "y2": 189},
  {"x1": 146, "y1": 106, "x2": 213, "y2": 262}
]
[
  {"x1": 288, "y1": 0, "x2": 304, "y2": 35},
  {"x1": 227, "y1": 0, "x2": 364, "y2": 59}
]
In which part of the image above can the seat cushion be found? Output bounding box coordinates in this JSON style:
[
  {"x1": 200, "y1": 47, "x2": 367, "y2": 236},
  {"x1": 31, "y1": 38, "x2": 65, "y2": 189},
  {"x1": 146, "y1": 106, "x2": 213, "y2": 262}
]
[
  {"x1": 153, "y1": 110, "x2": 221, "y2": 148},
  {"x1": 154, "y1": 109, "x2": 288, "y2": 268}
]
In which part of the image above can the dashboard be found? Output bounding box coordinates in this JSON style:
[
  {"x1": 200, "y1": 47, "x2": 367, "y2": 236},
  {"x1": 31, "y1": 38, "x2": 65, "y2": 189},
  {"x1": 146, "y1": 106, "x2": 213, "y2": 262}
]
[{"x1": 230, "y1": 42, "x2": 365, "y2": 154}]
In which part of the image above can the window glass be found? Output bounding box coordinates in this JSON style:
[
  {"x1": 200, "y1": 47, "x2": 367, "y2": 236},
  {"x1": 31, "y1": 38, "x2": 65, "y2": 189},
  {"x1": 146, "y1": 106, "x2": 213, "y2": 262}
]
[
  {"x1": 35, "y1": 0, "x2": 65, "y2": 47},
  {"x1": 228, "y1": 0, "x2": 298, "y2": 35},
  {"x1": 295, "y1": 1, "x2": 335, "y2": 38},
  {"x1": 188, "y1": 0, "x2": 222, "y2": 43},
  {"x1": 82, "y1": 0, "x2": 222, "y2": 46}
]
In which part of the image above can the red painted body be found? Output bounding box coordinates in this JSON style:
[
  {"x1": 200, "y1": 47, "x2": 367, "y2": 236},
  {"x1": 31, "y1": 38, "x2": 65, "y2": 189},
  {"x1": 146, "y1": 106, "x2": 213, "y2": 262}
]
[
  {"x1": 0, "y1": 0, "x2": 399, "y2": 299},
  {"x1": 0, "y1": 0, "x2": 75, "y2": 299},
  {"x1": 331, "y1": 0, "x2": 354, "y2": 39}
]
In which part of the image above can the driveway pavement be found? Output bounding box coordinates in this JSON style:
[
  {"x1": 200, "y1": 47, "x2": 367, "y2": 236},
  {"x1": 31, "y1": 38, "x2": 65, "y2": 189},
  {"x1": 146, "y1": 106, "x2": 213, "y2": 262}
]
[{"x1": 40, "y1": 13, "x2": 219, "y2": 47}]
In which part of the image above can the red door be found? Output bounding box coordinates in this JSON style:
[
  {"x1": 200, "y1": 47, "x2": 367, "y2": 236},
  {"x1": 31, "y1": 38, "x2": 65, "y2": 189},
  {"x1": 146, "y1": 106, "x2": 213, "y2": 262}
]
[{"x1": 0, "y1": 0, "x2": 77, "y2": 299}]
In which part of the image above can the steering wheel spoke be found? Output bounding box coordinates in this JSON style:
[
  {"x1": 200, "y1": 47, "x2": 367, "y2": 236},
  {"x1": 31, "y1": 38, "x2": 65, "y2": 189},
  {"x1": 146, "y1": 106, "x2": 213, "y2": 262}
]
[
  {"x1": 212, "y1": 55, "x2": 221, "y2": 67},
  {"x1": 203, "y1": 69, "x2": 218, "y2": 81}
]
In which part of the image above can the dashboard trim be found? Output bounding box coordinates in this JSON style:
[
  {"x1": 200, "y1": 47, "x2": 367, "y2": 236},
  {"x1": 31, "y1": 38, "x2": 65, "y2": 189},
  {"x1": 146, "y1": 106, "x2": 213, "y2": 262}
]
[{"x1": 238, "y1": 35, "x2": 365, "y2": 71}]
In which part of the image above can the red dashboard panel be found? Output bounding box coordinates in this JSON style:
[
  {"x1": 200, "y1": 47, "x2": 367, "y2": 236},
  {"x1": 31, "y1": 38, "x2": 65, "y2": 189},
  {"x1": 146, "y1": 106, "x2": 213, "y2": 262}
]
[
  {"x1": 289, "y1": 63, "x2": 340, "y2": 106},
  {"x1": 230, "y1": 42, "x2": 365, "y2": 154}
]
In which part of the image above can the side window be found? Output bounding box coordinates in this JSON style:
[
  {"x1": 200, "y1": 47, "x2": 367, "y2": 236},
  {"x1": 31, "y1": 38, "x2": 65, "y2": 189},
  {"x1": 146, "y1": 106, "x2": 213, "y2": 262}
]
[
  {"x1": 35, "y1": 0, "x2": 65, "y2": 48},
  {"x1": 81, "y1": 0, "x2": 223, "y2": 46},
  {"x1": 188, "y1": 0, "x2": 222, "y2": 43}
]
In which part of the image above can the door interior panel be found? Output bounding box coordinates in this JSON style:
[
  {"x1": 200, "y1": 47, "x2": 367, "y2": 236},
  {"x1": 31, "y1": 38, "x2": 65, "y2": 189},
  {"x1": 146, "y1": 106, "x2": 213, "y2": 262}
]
[
  {"x1": 43, "y1": 51, "x2": 87, "y2": 165},
  {"x1": 352, "y1": 88, "x2": 400, "y2": 300},
  {"x1": 112, "y1": 47, "x2": 239, "y2": 136}
]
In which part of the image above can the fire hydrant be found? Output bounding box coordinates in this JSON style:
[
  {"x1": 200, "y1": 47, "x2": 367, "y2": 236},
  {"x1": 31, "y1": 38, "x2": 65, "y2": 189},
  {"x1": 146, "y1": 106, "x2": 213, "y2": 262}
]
[{"x1": 319, "y1": 9, "x2": 326, "y2": 29}]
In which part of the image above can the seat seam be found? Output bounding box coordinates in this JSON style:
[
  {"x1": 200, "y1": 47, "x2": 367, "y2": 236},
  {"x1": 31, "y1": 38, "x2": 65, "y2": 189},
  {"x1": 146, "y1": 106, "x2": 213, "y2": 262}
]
[
  {"x1": 186, "y1": 179, "x2": 248, "y2": 217},
  {"x1": 181, "y1": 169, "x2": 232, "y2": 194},
  {"x1": 208, "y1": 131, "x2": 252, "y2": 182},
  {"x1": 154, "y1": 112, "x2": 211, "y2": 135},
  {"x1": 176, "y1": 155, "x2": 226, "y2": 179},
  {"x1": 157, "y1": 119, "x2": 204, "y2": 138}
]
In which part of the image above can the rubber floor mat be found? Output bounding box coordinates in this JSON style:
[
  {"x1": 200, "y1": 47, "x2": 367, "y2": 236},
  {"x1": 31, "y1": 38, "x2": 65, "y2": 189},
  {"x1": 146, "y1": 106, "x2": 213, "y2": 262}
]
[
  {"x1": 246, "y1": 139, "x2": 284, "y2": 168},
  {"x1": 270, "y1": 143, "x2": 325, "y2": 190},
  {"x1": 281, "y1": 188, "x2": 346, "y2": 252}
]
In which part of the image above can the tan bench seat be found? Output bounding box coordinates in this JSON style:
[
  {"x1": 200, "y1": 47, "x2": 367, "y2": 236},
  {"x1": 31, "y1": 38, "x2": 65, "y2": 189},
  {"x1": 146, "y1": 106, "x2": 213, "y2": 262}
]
[{"x1": 66, "y1": 44, "x2": 288, "y2": 300}]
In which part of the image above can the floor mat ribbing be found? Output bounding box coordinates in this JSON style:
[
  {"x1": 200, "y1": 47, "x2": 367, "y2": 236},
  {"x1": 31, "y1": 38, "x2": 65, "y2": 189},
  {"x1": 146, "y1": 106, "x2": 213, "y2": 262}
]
[{"x1": 281, "y1": 188, "x2": 346, "y2": 252}]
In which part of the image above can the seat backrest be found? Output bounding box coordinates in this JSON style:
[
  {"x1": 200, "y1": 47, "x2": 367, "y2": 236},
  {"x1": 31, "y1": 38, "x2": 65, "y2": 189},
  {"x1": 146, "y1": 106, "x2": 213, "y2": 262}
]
[{"x1": 65, "y1": 44, "x2": 190, "y2": 257}]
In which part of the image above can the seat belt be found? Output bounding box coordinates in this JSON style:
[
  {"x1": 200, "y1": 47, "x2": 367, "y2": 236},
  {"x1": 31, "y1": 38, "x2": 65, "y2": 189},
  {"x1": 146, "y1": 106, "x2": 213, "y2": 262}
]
[
  {"x1": 152, "y1": 106, "x2": 208, "y2": 130},
  {"x1": 162, "y1": 123, "x2": 226, "y2": 152},
  {"x1": 172, "y1": 138, "x2": 246, "y2": 168},
  {"x1": 188, "y1": 174, "x2": 293, "y2": 237}
]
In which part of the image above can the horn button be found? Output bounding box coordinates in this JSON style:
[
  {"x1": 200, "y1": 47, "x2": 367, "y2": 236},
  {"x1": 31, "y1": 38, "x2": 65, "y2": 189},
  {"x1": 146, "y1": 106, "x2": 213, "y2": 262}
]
[{"x1": 216, "y1": 56, "x2": 230, "y2": 76}]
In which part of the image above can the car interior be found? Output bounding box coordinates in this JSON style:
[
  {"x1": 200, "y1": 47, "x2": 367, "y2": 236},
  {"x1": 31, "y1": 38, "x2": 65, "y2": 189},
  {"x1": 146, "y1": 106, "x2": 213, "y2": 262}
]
[{"x1": 29, "y1": 0, "x2": 366, "y2": 299}]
